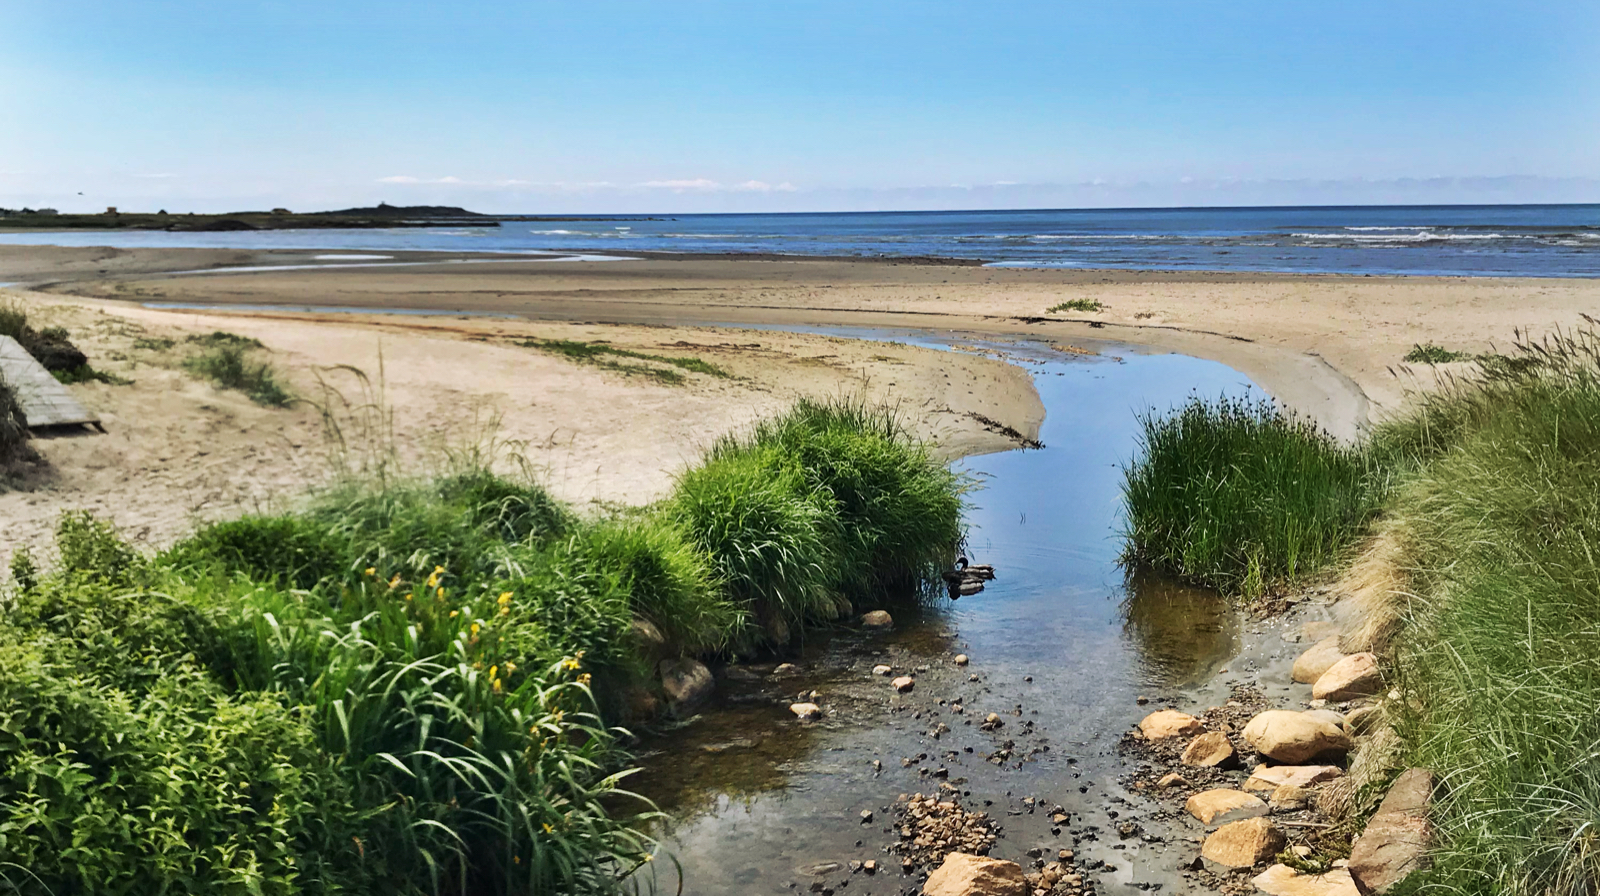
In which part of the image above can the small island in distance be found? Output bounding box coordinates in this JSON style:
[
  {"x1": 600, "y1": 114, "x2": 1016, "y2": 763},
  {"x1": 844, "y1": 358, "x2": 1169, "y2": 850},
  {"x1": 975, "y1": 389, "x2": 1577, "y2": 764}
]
[{"x1": 0, "y1": 202, "x2": 659, "y2": 231}]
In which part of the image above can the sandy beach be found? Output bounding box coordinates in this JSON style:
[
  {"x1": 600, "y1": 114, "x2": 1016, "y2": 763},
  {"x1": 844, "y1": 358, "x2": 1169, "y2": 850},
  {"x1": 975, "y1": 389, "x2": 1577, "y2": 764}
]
[{"x1": 5, "y1": 244, "x2": 1599, "y2": 558}]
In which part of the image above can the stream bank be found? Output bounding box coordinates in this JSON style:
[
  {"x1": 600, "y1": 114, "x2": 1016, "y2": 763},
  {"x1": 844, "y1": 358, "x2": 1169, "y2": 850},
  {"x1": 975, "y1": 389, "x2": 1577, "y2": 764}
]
[{"x1": 627, "y1": 333, "x2": 1369, "y2": 895}]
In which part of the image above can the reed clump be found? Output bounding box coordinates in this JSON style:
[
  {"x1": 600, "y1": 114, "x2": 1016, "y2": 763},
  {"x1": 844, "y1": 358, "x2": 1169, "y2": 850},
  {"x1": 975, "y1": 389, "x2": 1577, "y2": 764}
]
[{"x1": 1120, "y1": 394, "x2": 1382, "y2": 597}]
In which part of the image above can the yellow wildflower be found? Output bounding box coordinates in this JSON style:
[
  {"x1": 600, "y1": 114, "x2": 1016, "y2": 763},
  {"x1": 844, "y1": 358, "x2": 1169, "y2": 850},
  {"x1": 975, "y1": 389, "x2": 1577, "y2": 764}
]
[
  {"x1": 436, "y1": 586, "x2": 445, "y2": 599},
  {"x1": 492, "y1": 678, "x2": 503, "y2": 694},
  {"x1": 364, "y1": 567, "x2": 376, "y2": 577},
  {"x1": 426, "y1": 572, "x2": 440, "y2": 589},
  {"x1": 499, "y1": 607, "x2": 509, "y2": 616},
  {"x1": 498, "y1": 591, "x2": 512, "y2": 605},
  {"x1": 388, "y1": 574, "x2": 401, "y2": 589},
  {"x1": 542, "y1": 823, "x2": 554, "y2": 834},
  {"x1": 489, "y1": 665, "x2": 498, "y2": 679},
  {"x1": 471, "y1": 622, "x2": 480, "y2": 636},
  {"x1": 562, "y1": 658, "x2": 580, "y2": 671},
  {"x1": 577, "y1": 673, "x2": 591, "y2": 686},
  {"x1": 449, "y1": 610, "x2": 459, "y2": 618},
  {"x1": 505, "y1": 662, "x2": 516, "y2": 673},
  {"x1": 434, "y1": 565, "x2": 446, "y2": 574}
]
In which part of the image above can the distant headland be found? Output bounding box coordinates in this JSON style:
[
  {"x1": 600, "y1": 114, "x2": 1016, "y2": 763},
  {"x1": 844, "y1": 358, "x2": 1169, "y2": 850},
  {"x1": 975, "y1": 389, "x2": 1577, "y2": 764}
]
[{"x1": 0, "y1": 202, "x2": 662, "y2": 232}]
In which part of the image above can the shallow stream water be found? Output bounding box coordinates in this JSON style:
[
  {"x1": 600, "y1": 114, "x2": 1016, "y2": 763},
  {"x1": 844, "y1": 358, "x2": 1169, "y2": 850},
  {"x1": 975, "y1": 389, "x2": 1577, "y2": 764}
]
[{"x1": 630, "y1": 332, "x2": 1264, "y2": 895}]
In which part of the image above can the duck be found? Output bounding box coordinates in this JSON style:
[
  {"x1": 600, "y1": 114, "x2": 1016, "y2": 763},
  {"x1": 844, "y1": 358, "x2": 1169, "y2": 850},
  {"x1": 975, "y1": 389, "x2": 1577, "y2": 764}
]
[{"x1": 942, "y1": 556, "x2": 996, "y2": 599}]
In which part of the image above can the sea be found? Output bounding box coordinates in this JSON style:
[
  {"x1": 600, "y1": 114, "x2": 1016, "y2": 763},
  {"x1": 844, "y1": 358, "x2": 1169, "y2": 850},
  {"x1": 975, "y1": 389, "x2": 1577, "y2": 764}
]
[{"x1": 2, "y1": 203, "x2": 1597, "y2": 277}]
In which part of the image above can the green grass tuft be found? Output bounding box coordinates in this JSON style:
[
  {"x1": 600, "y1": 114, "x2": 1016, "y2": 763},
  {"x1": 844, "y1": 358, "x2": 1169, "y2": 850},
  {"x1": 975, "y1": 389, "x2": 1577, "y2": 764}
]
[
  {"x1": 1120, "y1": 395, "x2": 1381, "y2": 597},
  {"x1": 1047, "y1": 298, "x2": 1105, "y2": 313},
  {"x1": 183, "y1": 343, "x2": 293, "y2": 406},
  {"x1": 1403, "y1": 342, "x2": 1474, "y2": 364}
]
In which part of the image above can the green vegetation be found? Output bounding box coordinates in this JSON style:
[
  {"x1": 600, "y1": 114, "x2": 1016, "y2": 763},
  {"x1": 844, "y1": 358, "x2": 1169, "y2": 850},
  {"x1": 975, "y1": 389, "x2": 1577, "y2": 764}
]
[
  {"x1": 1121, "y1": 395, "x2": 1382, "y2": 596},
  {"x1": 184, "y1": 339, "x2": 294, "y2": 406},
  {"x1": 132, "y1": 335, "x2": 178, "y2": 351},
  {"x1": 52, "y1": 363, "x2": 133, "y2": 385},
  {"x1": 1403, "y1": 342, "x2": 1474, "y2": 364},
  {"x1": 1121, "y1": 325, "x2": 1600, "y2": 894},
  {"x1": 0, "y1": 373, "x2": 30, "y2": 469},
  {"x1": 518, "y1": 338, "x2": 730, "y2": 385},
  {"x1": 1047, "y1": 298, "x2": 1105, "y2": 313},
  {"x1": 0, "y1": 397, "x2": 963, "y2": 894}
]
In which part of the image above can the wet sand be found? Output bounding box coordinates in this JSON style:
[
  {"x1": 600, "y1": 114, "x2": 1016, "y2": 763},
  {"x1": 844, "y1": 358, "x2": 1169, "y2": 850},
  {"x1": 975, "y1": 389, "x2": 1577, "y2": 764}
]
[{"x1": 17, "y1": 244, "x2": 1600, "y2": 439}]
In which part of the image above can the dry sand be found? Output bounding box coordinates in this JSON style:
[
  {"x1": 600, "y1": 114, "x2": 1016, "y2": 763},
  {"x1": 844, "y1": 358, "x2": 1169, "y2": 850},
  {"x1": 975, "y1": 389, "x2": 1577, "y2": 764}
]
[
  {"x1": 0, "y1": 282, "x2": 1041, "y2": 561},
  {"x1": 6, "y1": 244, "x2": 1599, "y2": 560}
]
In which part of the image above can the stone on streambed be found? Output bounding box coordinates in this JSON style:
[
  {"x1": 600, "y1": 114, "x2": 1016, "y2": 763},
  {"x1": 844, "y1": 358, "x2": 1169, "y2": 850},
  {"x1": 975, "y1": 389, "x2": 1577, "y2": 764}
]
[
  {"x1": 1139, "y1": 709, "x2": 1203, "y2": 740},
  {"x1": 1244, "y1": 710, "x2": 1352, "y2": 763},
  {"x1": 955, "y1": 654, "x2": 970, "y2": 666},
  {"x1": 1313, "y1": 652, "x2": 1384, "y2": 702},
  {"x1": 861, "y1": 609, "x2": 894, "y2": 630},
  {"x1": 1202, "y1": 817, "x2": 1287, "y2": 870},
  {"x1": 1252, "y1": 863, "x2": 1361, "y2": 896},
  {"x1": 658, "y1": 658, "x2": 714, "y2": 708},
  {"x1": 1186, "y1": 789, "x2": 1269, "y2": 825},
  {"x1": 1182, "y1": 731, "x2": 1238, "y2": 768},
  {"x1": 892, "y1": 676, "x2": 915, "y2": 693},
  {"x1": 1244, "y1": 764, "x2": 1344, "y2": 792},
  {"x1": 923, "y1": 852, "x2": 1028, "y2": 896},
  {"x1": 1293, "y1": 637, "x2": 1348, "y2": 684},
  {"x1": 872, "y1": 664, "x2": 893, "y2": 676},
  {"x1": 1348, "y1": 768, "x2": 1434, "y2": 894},
  {"x1": 789, "y1": 702, "x2": 823, "y2": 721},
  {"x1": 1269, "y1": 784, "x2": 1312, "y2": 812},
  {"x1": 772, "y1": 662, "x2": 801, "y2": 677},
  {"x1": 1157, "y1": 772, "x2": 1189, "y2": 789}
]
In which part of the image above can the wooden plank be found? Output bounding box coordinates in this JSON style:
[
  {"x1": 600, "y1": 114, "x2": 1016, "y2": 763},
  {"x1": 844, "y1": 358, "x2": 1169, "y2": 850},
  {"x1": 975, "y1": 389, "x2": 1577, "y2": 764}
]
[{"x1": 0, "y1": 335, "x2": 101, "y2": 429}]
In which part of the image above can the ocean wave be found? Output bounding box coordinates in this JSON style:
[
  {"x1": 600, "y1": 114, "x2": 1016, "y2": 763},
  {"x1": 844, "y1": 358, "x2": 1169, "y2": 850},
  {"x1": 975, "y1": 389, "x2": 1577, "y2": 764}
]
[
  {"x1": 529, "y1": 229, "x2": 585, "y2": 235},
  {"x1": 1290, "y1": 231, "x2": 1513, "y2": 243}
]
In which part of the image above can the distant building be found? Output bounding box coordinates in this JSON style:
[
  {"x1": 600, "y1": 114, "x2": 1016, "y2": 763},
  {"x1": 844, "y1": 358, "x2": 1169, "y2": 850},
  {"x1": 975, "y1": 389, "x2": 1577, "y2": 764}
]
[
  {"x1": 36, "y1": 208, "x2": 58, "y2": 215},
  {"x1": 104, "y1": 206, "x2": 118, "y2": 215},
  {"x1": 271, "y1": 207, "x2": 291, "y2": 215}
]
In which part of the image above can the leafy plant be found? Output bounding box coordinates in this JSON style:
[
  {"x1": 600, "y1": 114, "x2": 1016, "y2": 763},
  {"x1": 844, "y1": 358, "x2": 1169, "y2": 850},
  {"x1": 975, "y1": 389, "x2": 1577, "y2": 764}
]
[
  {"x1": 1403, "y1": 342, "x2": 1473, "y2": 364},
  {"x1": 517, "y1": 338, "x2": 729, "y2": 384}
]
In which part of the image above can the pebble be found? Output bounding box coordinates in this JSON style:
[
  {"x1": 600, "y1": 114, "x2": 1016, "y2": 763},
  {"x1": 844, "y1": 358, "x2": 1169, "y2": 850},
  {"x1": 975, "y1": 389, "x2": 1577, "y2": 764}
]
[
  {"x1": 872, "y1": 664, "x2": 893, "y2": 676},
  {"x1": 954, "y1": 654, "x2": 969, "y2": 666},
  {"x1": 892, "y1": 676, "x2": 916, "y2": 693}
]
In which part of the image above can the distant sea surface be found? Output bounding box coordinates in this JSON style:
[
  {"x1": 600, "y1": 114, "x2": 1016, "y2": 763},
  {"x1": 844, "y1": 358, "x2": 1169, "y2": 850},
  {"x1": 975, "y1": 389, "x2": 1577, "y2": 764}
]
[{"x1": 4, "y1": 204, "x2": 1597, "y2": 277}]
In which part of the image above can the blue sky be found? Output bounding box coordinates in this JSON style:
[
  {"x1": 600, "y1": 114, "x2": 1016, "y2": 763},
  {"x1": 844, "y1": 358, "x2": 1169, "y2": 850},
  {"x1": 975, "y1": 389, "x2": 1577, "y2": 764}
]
[{"x1": 2, "y1": 1, "x2": 1597, "y2": 213}]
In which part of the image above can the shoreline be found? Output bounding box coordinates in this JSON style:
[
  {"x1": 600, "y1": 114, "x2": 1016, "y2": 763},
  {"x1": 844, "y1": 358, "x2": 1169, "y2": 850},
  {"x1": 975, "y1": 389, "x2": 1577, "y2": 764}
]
[{"x1": 23, "y1": 243, "x2": 1595, "y2": 437}]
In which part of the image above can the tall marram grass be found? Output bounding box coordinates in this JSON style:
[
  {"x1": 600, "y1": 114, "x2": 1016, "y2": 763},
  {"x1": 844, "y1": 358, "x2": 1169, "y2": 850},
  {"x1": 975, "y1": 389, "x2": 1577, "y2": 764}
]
[
  {"x1": 1120, "y1": 394, "x2": 1381, "y2": 596},
  {"x1": 1372, "y1": 327, "x2": 1600, "y2": 896}
]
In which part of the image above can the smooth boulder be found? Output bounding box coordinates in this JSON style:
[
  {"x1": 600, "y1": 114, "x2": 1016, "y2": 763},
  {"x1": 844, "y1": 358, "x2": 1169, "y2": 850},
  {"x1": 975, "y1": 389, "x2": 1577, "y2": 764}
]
[
  {"x1": 789, "y1": 702, "x2": 823, "y2": 721},
  {"x1": 892, "y1": 676, "x2": 915, "y2": 693},
  {"x1": 1348, "y1": 768, "x2": 1433, "y2": 894},
  {"x1": 1243, "y1": 710, "x2": 1352, "y2": 763},
  {"x1": 923, "y1": 852, "x2": 1028, "y2": 896},
  {"x1": 1182, "y1": 731, "x2": 1237, "y2": 768},
  {"x1": 658, "y1": 658, "x2": 714, "y2": 708},
  {"x1": 1139, "y1": 709, "x2": 1203, "y2": 740},
  {"x1": 1313, "y1": 652, "x2": 1383, "y2": 702},
  {"x1": 1293, "y1": 637, "x2": 1348, "y2": 684},
  {"x1": 1202, "y1": 817, "x2": 1286, "y2": 869},
  {"x1": 861, "y1": 610, "x2": 894, "y2": 630},
  {"x1": 1186, "y1": 789, "x2": 1269, "y2": 825}
]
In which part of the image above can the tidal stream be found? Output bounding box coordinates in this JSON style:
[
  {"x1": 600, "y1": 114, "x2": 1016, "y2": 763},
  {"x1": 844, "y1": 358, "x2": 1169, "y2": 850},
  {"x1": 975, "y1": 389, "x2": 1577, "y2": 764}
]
[{"x1": 632, "y1": 332, "x2": 1264, "y2": 895}]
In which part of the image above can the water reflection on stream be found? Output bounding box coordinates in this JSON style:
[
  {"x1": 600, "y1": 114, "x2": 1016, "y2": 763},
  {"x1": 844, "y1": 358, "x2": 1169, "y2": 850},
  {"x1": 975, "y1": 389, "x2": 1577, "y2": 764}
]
[{"x1": 633, "y1": 333, "x2": 1258, "y2": 895}]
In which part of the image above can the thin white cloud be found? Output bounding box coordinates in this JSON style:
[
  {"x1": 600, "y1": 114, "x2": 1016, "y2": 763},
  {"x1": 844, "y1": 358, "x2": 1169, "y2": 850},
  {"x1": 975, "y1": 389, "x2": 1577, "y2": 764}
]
[
  {"x1": 637, "y1": 178, "x2": 720, "y2": 191},
  {"x1": 376, "y1": 175, "x2": 462, "y2": 184},
  {"x1": 136, "y1": 173, "x2": 177, "y2": 179}
]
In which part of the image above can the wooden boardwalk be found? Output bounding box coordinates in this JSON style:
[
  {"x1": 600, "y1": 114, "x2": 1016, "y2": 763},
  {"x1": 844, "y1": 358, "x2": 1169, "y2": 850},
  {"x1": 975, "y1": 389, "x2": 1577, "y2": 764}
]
[{"x1": 0, "y1": 335, "x2": 101, "y2": 430}]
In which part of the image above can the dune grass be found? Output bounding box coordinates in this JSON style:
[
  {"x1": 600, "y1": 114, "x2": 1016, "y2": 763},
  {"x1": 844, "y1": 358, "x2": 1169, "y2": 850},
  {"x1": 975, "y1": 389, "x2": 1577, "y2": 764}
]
[
  {"x1": 1120, "y1": 394, "x2": 1383, "y2": 596},
  {"x1": 0, "y1": 373, "x2": 29, "y2": 467},
  {"x1": 1366, "y1": 327, "x2": 1600, "y2": 896},
  {"x1": 184, "y1": 341, "x2": 294, "y2": 406}
]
